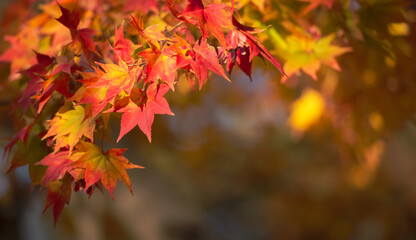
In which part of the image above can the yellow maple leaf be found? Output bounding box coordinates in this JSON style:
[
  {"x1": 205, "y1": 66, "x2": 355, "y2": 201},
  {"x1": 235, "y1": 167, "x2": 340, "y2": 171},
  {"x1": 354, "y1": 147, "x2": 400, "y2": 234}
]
[
  {"x1": 270, "y1": 28, "x2": 350, "y2": 80},
  {"x1": 43, "y1": 105, "x2": 96, "y2": 152}
]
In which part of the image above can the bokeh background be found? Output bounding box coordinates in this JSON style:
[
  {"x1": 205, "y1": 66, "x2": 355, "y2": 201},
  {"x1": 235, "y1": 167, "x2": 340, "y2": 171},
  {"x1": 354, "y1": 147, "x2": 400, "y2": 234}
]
[{"x1": 1, "y1": 0, "x2": 416, "y2": 239}]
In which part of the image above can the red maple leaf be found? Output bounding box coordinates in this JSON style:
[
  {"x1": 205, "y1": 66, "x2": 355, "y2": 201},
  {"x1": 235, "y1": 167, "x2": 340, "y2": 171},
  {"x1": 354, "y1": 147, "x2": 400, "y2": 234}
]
[
  {"x1": 117, "y1": 83, "x2": 174, "y2": 142},
  {"x1": 3, "y1": 123, "x2": 33, "y2": 162},
  {"x1": 0, "y1": 34, "x2": 38, "y2": 80},
  {"x1": 180, "y1": 0, "x2": 232, "y2": 46},
  {"x1": 191, "y1": 38, "x2": 230, "y2": 89},
  {"x1": 56, "y1": 3, "x2": 80, "y2": 38},
  {"x1": 34, "y1": 72, "x2": 71, "y2": 113},
  {"x1": 21, "y1": 51, "x2": 55, "y2": 79},
  {"x1": 143, "y1": 49, "x2": 178, "y2": 90},
  {"x1": 38, "y1": 151, "x2": 74, "y2": 186},
  {"x1": 231, "y1": 16, "x2": 285, "y2": 78},
  {"x1": 43, "y1": 173, "x2": 72, "y2": 226},
  {"x1": 56, "y1": 4, "x2": 98, "y2": 58},
  {"x1": 113, "y1": 23, "x2": 134, "y2": 64},
  {"x1": 225, "y1": 31, "x2": 254, "y2": 79},
  {"x1": 16, "y1": 52, "x2": 55, "y2": 112}
]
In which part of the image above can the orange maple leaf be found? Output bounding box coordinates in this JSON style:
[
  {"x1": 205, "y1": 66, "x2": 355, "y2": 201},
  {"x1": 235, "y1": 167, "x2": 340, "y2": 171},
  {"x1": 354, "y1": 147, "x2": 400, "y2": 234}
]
[
  {"x1": 70, "y1": 141, "x2": 142, "y2": 198},
  {"x1": 117, "y1": 83, "x2": 174, "y2": 142},
  {"x1": 73, "y1": 60, "x2": 143, "y2": 117}
]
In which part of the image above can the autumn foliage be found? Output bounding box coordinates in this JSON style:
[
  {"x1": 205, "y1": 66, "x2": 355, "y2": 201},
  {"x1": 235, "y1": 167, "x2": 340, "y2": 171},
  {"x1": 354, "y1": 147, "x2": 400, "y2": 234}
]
[
  {"x1": 0, "y1": 0, "x2": 288, "y2": 224},
  {"x1": 1, "y1": 0, "x2": 413, "y2": 229}
]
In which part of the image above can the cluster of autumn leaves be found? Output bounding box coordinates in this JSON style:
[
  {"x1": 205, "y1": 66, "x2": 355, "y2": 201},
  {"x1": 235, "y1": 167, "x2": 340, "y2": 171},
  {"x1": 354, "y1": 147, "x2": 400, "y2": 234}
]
[{"x1": 0, "y1": 0, "x2": 289, "y2": 224}]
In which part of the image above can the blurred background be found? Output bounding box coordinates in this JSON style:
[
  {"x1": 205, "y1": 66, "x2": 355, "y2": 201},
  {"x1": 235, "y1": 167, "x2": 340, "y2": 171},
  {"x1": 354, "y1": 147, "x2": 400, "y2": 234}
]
[{"x1": 1, "y1": 0, "x2": 416, "y2": 239}]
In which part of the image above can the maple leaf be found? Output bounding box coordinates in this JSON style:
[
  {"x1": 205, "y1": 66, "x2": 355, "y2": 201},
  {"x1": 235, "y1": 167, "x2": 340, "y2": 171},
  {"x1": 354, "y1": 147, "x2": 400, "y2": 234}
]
[
  {"x1": 18, "y1": 77, "x2": 44, "y2": 114},
  {"x1": 192, "y1": 38, "x2": 230, "y2": 89},
  {"x1": 225, "y1": 31, "x2": 253, "y2": 79},
  {"x1": 37, "y1": 151, "x2": 74, "y2": 186},
  {"x1": 235, "y1": 46, "x2": 252, "y2": 79},
  {"x1": 117, "y1": 83, "x2": 174, "y2": 142},
  {"x1": 225, "y1": 29, "x2": 247, "y2": 50},
  {"x1": 136, "y1": 31, "x2": 188, "y2": 90},
  {"x1": 180, "y1": 0, "x2": 232, "y2": 46},
  {"x1": 113, "y1": 23, "x2": 134, "y2": 64},
  {"x1": 77, "y1": 28, "x2": 97, "y2": 55},
  {"x1": 3, "y1": 120, "x2": 33, "y2": 159},
  {"x1": 145, "y1": 50, "x2": 178, "y2": 90},
  {"x1": 144, "y1": 24, "x2": 172, "y2": 43},
  {"x1": 74, "y1": 60, "x2": 143, "y2": 117},
  {"x1": 34, "y1": 72, "x2": 71, "y2": 113},
  {"x1": 25, "y1": 48, "x2": 79, "y2": 115},
  {"x1": 43, "y1": 173, "x2": 72, "y2": 226},
  {"x1": 170, "y1": 34, "x2": 195, "y2": 69},
  {"x1": 93, "y1": 59, "x2": 141, "y2": 97},
  {"x1": 56, "y1": 4, "x2": 98, "y2": 58},
  {"x1": 55, "y1": 3, "x2": 80, "y2": 37},
  {"x1": 21, "y1": 51, "x2": 55, "y2": 79},
  {"x1": 0, "y1": 33, "x2": 39, "y2": 80},
  {"x1": 231, "y1": 16, "x2": 285, "y2": 78},
  {"x1": 164, "y1": 0, "x2": 193, "y2": 24},
  {"x1": 274, "y1": 32, "x2": 351, "y2": 80},
  {"x1": 71, "y1": 69, "x2": 106, "y2": 116},
  {"x1": 72, "y1": 177, "x2": 102, "y2": 198},
  {"x1": 129, "y1": 16, "x2": 164, "y2": 50},
  {"x1": 70, "y1": 141, "x2": 142, "y2": 198},
  {"x1": 42, "y1": 105, "x2": 96, "y2": 152}
]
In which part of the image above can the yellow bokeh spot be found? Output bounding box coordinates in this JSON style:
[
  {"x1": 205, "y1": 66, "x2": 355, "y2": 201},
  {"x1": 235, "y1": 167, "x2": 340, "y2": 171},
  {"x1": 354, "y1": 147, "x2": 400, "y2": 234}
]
[
  {"x1": 369, "y1": 112, "x2": 384, "y2": 131},
  {"x1": 388, "y1": 23, "x2": 410, "y2": 36},
  {"x1": 289, "y1": 89, "x2": 325, "y2": 132}
]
